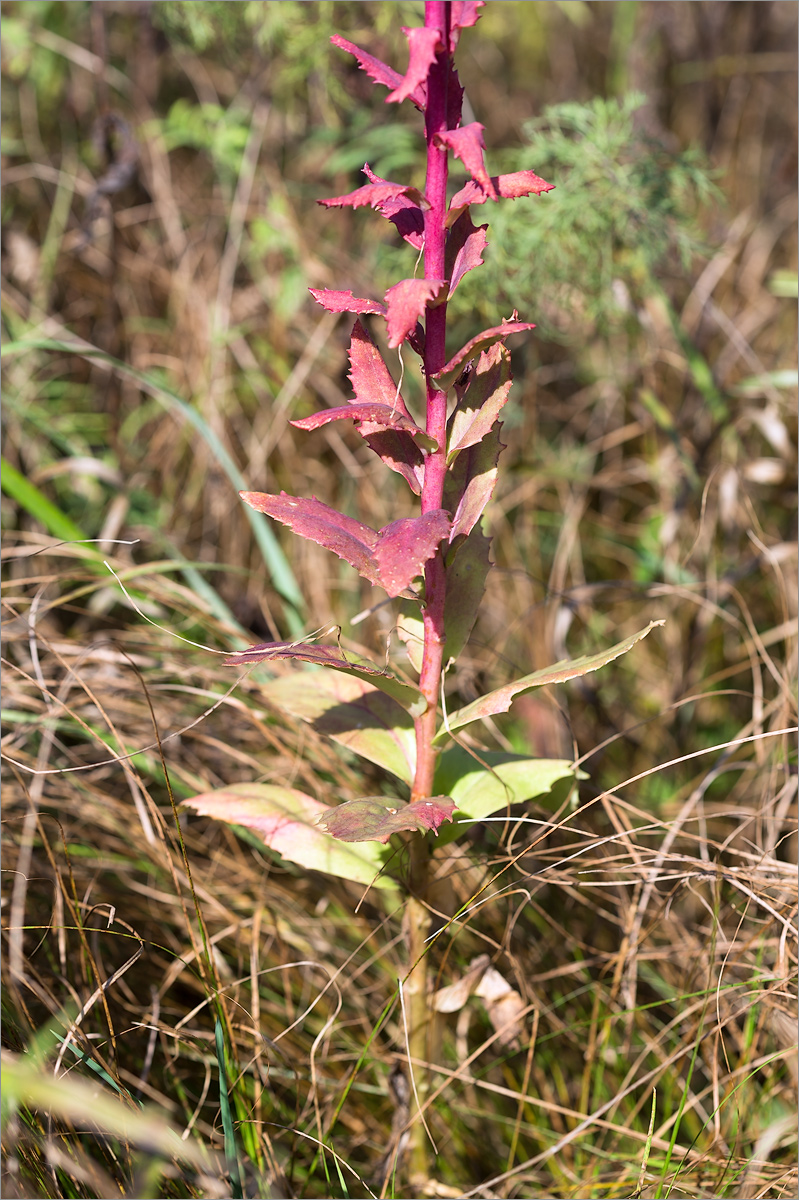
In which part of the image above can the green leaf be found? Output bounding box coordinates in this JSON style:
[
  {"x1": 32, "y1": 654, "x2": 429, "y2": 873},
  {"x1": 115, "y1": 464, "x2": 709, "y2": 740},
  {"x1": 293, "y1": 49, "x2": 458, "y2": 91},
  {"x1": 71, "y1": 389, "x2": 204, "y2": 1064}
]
[
  {"x1": 438, "y1": 620, "x2": 664, "y2": 737},
  {"x1": 443, "y1": 528, "x2": 492, "y2": 665},
  {"x1": 262, "y1": 670, "x2": 416, "y2": 783},
  {"x1": 433, "y1": 748, "x2": 575, "y2": 845},
  {"x1": 182, "y1": 783, "x2": 397, "y2": 897}
]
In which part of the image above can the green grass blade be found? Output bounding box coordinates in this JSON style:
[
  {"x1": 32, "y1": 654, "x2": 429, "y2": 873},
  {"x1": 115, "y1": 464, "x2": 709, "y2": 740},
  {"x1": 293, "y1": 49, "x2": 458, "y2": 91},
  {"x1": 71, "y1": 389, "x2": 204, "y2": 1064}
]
[{"x1": 214, "y1": 1016, "x2": 243, "y2": 1199}]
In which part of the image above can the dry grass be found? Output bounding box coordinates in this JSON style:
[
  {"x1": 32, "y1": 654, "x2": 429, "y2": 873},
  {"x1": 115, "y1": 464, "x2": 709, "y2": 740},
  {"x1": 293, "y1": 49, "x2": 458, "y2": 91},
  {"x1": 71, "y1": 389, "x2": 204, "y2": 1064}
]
[{"x1": 2, "y1": 2, "x2": 797, "y2": 1197}]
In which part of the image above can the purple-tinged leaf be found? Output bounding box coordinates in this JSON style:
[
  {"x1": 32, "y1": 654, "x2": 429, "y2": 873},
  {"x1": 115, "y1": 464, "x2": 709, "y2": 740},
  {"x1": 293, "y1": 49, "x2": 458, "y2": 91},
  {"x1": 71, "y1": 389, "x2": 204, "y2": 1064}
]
[
  {"x1": 432, "y1": 317, "x2": 536, "y2": 391},
  {"x1": 443, "y1": 622, "x2": 665, "y2": 734},
  {"x1": 264, "y1": 671, "x2": 416, "y2": 782},
  {"x1": 357, "y1": 427, "x2": 426, "y2": 495},
  {"x1": 443, "y1": 527, "x2": 491, "y2": 665},
  {"x1": 444, "y1": 424, "x2": 504, "y2": 539},
  {"x1": 291, "y1": 402, "x2": 429, "y2": 443},
  {"x1": 446, "y1": 209, "x2": 488, "y2": 295},
  {"x1": 318, "y1": 795, "x2": 455, "y2": 843},
  {"x1": 348, "y1": 319, "x2": 408, "y2": 412},
  {"x1": 446, "y1": 61, "x2": 465, "y2": 130},
  {"x1": 396, "y1": 604, "x2": 425, "y2": 674},
  {"x1": 319, "y1": 180, "x2": 429, "y2": 214},
  {"x1": 224, "y1": 640, "x2": 426, "y2": 715},
  {"x1": 386, "y1": 26, "x2": 441, "y2": 104},
  {"x1": 447, "y1": 343, "x2": 512, "y2": 461},
  {"x1": 448, "y1": 169, "x2": 554, "y2": 222},
  {"x1": 183, "y1": 783, "x2": 396, "y2": 894},
  {"x1": 449, "y1": 0, "x2": 485, "y2": 50},
  {"x1": 374, "y1": 510, "x2": 451, "y2": 596},
  {"x1": 308, "y1": 288, "x2": 386, "y2": 316},
  {"x1": 435, "y1": 124, "x2": 496, "y2": 199},
  {"x1": 330, "y1": 34, "x2": 423, "y2": 107},
  {"x1": 240, "y1": 491, "x2": 381, "y2": 586},
  {"x1": 384, "y1": 278, "x2": 447, "y2": 349},
  {"x1": 363, "y1": 164, "x2": 425, "y2": 248}
]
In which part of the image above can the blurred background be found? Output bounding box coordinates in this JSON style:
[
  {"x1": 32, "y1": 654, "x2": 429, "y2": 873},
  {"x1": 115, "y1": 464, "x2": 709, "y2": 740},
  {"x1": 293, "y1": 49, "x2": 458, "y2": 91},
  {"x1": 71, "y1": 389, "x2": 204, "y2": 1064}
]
[{"x1": 2, "y1": 3, "x2": 797, "y2": 1198}]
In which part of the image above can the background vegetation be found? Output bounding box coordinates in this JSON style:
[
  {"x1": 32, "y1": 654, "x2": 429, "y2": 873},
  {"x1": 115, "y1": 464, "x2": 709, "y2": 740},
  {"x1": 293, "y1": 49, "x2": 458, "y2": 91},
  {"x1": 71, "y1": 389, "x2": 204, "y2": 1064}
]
[{"x1": 2, "y1": 2, "x2": 797, "y2": 1197}]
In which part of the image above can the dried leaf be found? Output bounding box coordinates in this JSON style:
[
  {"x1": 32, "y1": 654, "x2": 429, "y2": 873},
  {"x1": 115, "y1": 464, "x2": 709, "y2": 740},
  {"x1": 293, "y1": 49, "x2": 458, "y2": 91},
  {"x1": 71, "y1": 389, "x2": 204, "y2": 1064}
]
[
  {"x1": 443, "y1": 527, "x2": 491, "y2": 664},
  {"x1": 386, "y1": 26, "x2": 441, "y2": 105},
  {"x1": 308, "y1": 288, "x2": 386, "y2": 315},
  {"x1": 384, "y1": 278, "x2": 447, "y2": 348},
  {"x1": 363, "y1": 163, "x2": 425, "y2": 248},
  {"x1": 443, "y1": 621, "x2": 665, "y2": 733},
  {"x1": 431, "y1": 955, "x2": 490, "y2": 1013},
  {"x1": 432, "y1": 317, "x2": 536, "y2": 391},
  {"x1": 474, "y1": 967, "x2": 525, "y2": 1048},
  {"x1": 319, "y1": 795, "x2": 455, "y2": 843},
  {"x1": 435, "y1": 123, "x2": 495, "y2": 198},
  {"x1": 447, "y1": 342, "x2": 512, "y2": 460},
  {"x1": 373, "y1": 510, "x2": 451, "y2": 596},
  {"x1": 446, "y1": 209, "x2": 488, "y2": 295}
]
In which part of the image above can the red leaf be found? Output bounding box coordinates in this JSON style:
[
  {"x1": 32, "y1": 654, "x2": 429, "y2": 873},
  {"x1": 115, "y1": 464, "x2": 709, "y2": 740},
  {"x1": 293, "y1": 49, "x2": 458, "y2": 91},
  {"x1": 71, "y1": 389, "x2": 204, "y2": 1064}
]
[
  {"x1": 447, "y1": 342, "x2": 512, "y2": 460},
  {"x1": 449, "y1": 1, "x2": 485, "y2": 50},
  {"x1": 291, "y1": 403, "x2": 427, "y2": 439},
  {"x1": 374, "y1": 510, "x2": 451, "y2": 595},
  {"x1": 445, "y1": 209, "x2": 488, "y2": 295},
  {"x1": 386, "y1": 26, "x2": 441, "y2": 104},
  {"x1": 308, "y1": 288, "x2": 386, "y2": 316},
  {"x1": 433, "y1": 317, "x2": 536, "y2": 391},
  {"x1": 445, "y1": 425, "x2": 504, "y2": 539},
  {"x1": 347, "y1": 319, "x2": 409, "y2": 415},
  {"x1": 384, "y1": 278, "x2": 447, "y2": 348},
  {"x1": 240, "y1": 491, "x2": 381, "y2": 586},
  {"x1": 362, "y1": 164, "x2": 425, "y2": 248},
  {"x1": 330, "y1": 34, "x2": 421, "y2": 104},
  {"x1": 447, "y1": 61, "x2": 465, "y2": 129},
  {"x1": 318, "y1": 795, "x2": 455, "y2": 843},
  {"x1": 319, "y1": 180, "x2": 429, "y2": 214},
  {"x1": 435, "y1": 123, "x2": 496, "y2": 199},
  {"x1": 355, "y1": 428, "x2": 426, "y2": 495},
  {"x1": 449, "y1": 169, "x2": 554, "y2": 221}
]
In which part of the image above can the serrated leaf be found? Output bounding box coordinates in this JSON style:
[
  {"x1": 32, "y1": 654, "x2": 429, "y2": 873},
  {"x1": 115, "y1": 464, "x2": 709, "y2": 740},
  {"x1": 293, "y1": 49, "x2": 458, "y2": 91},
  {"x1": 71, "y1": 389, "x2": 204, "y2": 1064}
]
[
  {"x1": 444, "y1": 424, "x2": 504, "y2": 539},
  {"x1": 363, "y1": 164, "x2": 425, "y2": 248},
  {"x1": 291, "y1": 402, "x2": 429, "y2": 443},
  {"x1": 443, "y1": 528, "x2": 491, "y2": 664},
  {"x1": 432, "y1": 748, "x2": 575, "y2": 845},
  {"x1": 319, "y1": 179, "x2": 429, "y2": 214},
  {"x1": 432, "y1": 317, "x2": 536, "y2": 391},
  {"x1": 224, "y1": 640, "x2": 426, "y2": 715},
  {"x1": 449, "y1": 1, "x2": 485, "y2": 50},
  {"x1": 355, "y1": 427, "x2": 426, "y2": 494},
  {"x1": 441, "y1": 621, "x2": 665, "y2": 734},
  {"x1": 446, "y1": 209, "x2": 488, "y2": 295},
  {"x1": 330, "y1": 35, "x2": 422, "y2": 106},
  {"x1": 308, "y1": 288, "x2": 386, "y2": 315},
  {"x1": 448, "y1": 169, "x2": 554, "y2": 222},
  {"x1": 435, "y1": 123, "x2": 496, "y2": 198},
  {"x1": 386, "y1": 26, "x2": 441, "y2": 104},
  {"x1": 373, "y1": 510, "x2": 451, "y2": 595},
  {"x1": 348, "y1": 319, "x2": 408, "y2": 411},
  {"x1": 262, "y1": 671, "x2": 416, "y2": 782},
  {"x1": 447, "y1": 342, "x2": 512, "y2": 461},
  {"x1": 182, "y1": 783, "x2": 396, "y2": 895},
  {"x1": 384, "y1": 278, "x2": 447, "y2": 349},
  {"x1": 318, "y1": 795, "x2": 455, "y2": 843}
]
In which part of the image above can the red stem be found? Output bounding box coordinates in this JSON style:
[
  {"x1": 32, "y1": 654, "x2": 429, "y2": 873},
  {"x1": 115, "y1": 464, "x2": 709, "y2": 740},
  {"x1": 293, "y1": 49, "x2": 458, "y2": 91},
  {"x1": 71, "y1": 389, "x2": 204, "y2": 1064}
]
[{"x1": 412, "y1": 0, "x2": 452, "y2": 803}]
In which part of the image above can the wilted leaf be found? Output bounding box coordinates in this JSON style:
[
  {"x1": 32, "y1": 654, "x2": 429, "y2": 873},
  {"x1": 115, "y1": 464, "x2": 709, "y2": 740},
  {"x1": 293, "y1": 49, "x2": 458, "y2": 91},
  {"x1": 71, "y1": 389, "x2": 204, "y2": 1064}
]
[
  {"x1": 319, "y1": 795, "x2": 455, "y2": 843},
  {"x1": 263, "y1": 671, "x2": 417, "y2": 782},
  {"x1": 448, "y1": 169, "x2": 554, "y2": 222},
  {"x1": 475, "y1": 966, "x2": 526, "y2": 1048},
  {"x1": 386, "y1": 26, "x2": 441, "y2": 105},
  {"x1": 431, "y1": 955, "x2": 491, "y2": 1013},
  {"x1": 373, "y1": 511, "x2": 451, "y2": 596},
  {"x1": 319, "y1": 180, "x2": 429, "y2": 214},
  {"x1": 183, "y1": 783, "x2": 397, "y2": 895},
  {"x1": 384, "y1": 278, "x2": 447, "y2": 348},
  {"x1": 432, "y1": 318, "x2": 536, "y2": 391},
  {"x1": 443, "y1": 528, "x2": 491, "y2": 664},
  {"x1": 447, "y1": 343, "x2": 512, "y2": 460},
  {"x1": 444, "y1": 424, "x2": 504, "y2": 539},
  {"x1": 446, "y1": 209, "x2": 488, "y2": 295},
  {"x1": 363, "y1": 163, "x2": 425, "y2": 248},
  {"x1": 435, "y1": 123, "x2": 496, "y2": 198},
  {"x1": 308, "y1": 288, "x2": 386, "y2": 315},
  {"x1": 224, "y1": 640, "x2": 426, "y2": 715},
  {"x1": 330, "y1": 35, "x2": 423, "y2": 107},
  {"x1": 442, "y1": 621, "x2": 665, "y2": 733}
]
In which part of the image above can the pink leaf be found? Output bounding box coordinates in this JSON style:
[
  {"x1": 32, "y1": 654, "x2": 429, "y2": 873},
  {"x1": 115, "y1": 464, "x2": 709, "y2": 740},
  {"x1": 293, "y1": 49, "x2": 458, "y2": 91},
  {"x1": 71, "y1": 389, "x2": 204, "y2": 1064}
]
[
  {"x1": 384, "y1": 278, "x2": 447, "y2": 348},
  {"x1": 444, "y1": 621, "x2": 665, "y2": 733},
  {"x1": 318, "y1": 795, "x2": 455, "y2": 843},
  {"x1": 449, "y1": 169, "x2": 554, "y2": 221},
  {"x1": 362, "y1": 164, "x2": 425, "y2": 248},
  {"x1": 374, "y1": 510, "x2": 451, "y2": 596},
  {"x1": 433, "y1": 317, "x2": 536, "y2": 391},
  {"x1": 449, "y1": 1, "x2": 485, "y2": 51},
  {"x1": 308, "y1": 288, "x2": 386, "y2": 316},
  {"x1": 435, "y1": 123, "x2": 496, "y2": 199},
  {"x1": 347, "y1": 319, "x2": 408, "y2": 411},
  {"x1": 240, "y1": 491, "x2": 381, "y2": 586},
  {"x1": 447, "y1": 343, "x2": 512, "y2": 460},
  {"x1": 224, "y1": 640, "x2": 426, "y2": 715},
  {"x1": 291, "y1": 403, "x2": 428, "y2": 440},
  {"x1": 386, "y1": 27, "x2": 441, "y2": 104},
  {"x1": 355, "y1": 427, "x2": 426, "y2": 495},
  {"x1": 445, "y1": 425, "x2": 504, "y2": 539},
  {"x1": 319, "y1": 180, "x2": 429, "y2": 214},
  {"x1": 445, "y1": 209, "x2": 488, "y2": 295},
  {"x1": 330, "y1": 34, "x2": 420, "y2": 105}
]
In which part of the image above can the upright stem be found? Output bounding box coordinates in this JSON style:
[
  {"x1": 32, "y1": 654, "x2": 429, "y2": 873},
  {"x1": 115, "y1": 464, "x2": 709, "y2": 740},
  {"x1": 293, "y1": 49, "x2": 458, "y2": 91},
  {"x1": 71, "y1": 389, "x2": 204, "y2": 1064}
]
[{"x1": 405, "y1": 3, "x2": 451, "y2": 1188}]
